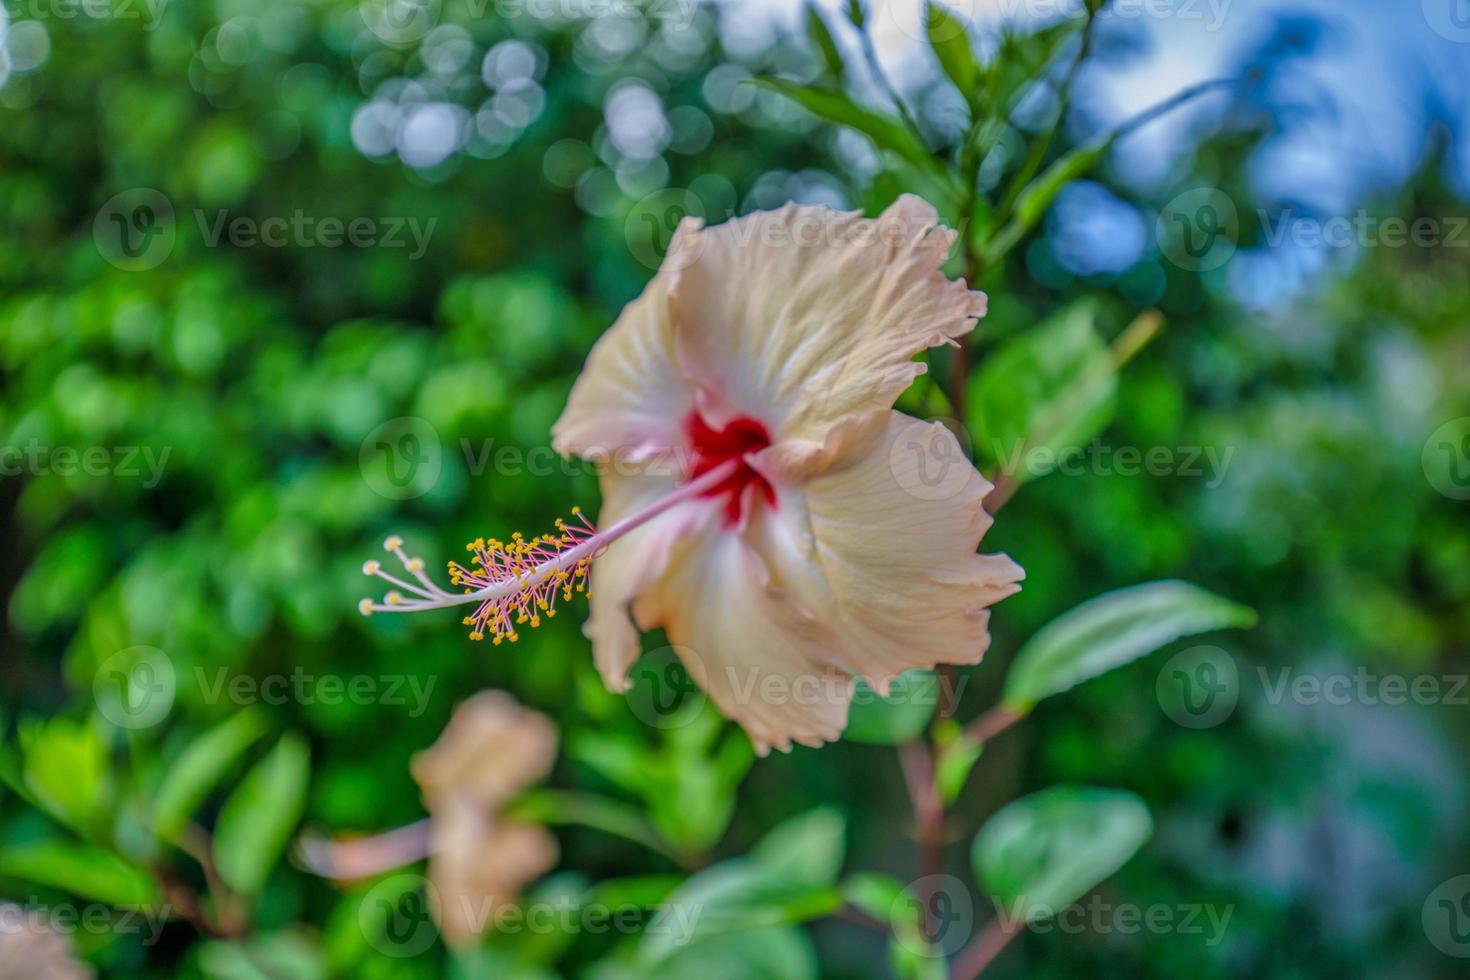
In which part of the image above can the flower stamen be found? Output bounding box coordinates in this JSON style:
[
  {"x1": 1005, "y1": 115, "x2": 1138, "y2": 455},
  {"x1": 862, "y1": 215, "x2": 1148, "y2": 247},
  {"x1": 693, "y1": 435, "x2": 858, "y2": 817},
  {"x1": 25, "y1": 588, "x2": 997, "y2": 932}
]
[{"x1": 359, "y1": 456, "x2": 746, "y2": 642}]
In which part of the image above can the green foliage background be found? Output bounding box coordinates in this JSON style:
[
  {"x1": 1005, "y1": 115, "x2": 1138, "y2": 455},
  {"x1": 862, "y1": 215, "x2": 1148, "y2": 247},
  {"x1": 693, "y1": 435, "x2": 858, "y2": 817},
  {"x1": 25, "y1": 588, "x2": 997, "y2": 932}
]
[{"x1": 1, "y1": 1, "x2": 1467, "y2": 977}]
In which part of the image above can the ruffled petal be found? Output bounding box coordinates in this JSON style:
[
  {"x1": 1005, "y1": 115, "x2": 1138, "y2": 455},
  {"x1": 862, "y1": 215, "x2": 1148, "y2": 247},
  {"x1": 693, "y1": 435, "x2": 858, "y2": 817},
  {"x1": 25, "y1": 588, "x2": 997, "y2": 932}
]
[
  {"x1": 637, "y1": 523, "x2": 852, "y2": 755},
  {"x1": 551, "y1": 223, "x2": 701, "y2": 461},
  {"x1": 582, "y1": 470, "x2": 716, "y2": 691},
  {"x1": 752, "y1": 412, "x2": 1024, "y2": 691},
  {"x1": 669, "y1": 195, "x2": 984, "y2": 472}
]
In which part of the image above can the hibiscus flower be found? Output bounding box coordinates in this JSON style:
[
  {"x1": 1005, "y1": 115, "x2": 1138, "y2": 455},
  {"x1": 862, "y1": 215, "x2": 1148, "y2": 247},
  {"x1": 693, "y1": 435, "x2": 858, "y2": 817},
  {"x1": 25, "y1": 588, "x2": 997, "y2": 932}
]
[{"x1": 362, "y1": 195, "x2": 1023, "y2": 754}]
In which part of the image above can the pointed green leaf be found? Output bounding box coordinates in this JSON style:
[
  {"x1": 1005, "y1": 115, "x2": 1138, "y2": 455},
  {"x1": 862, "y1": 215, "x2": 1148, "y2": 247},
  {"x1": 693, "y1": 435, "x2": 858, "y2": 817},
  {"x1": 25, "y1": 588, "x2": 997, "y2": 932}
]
[
  {"x1": 925, "y1": 2, "x2": 980, "y2": 105},
  {"x1": 805, "y1": 4, "x2": 845, "y2": 79},
  {"x1": 969, "y1": 300, "x2": 1116, "y2": 483},
  {"x1": 213, "y1": 733, "x2": 310, "y2": 895},
  {"x1": 755, "y1": 78, "x2": 934, "y2": 174},
  {"x1": 153, "y1": 709, "x2": 271, "y2": 843},
  {"x1": 845, "y1": 0, "x2": 865, "y2": 27},
  {"x1": 973, "y1": 786, "x2": 1151, "y2": 923},
  {"x1": 1003, "y1": 581, "x2": 1257, "y2": 712},
  {"x1": 0, "y1": 838, "x2": 161, "y2": 906}
]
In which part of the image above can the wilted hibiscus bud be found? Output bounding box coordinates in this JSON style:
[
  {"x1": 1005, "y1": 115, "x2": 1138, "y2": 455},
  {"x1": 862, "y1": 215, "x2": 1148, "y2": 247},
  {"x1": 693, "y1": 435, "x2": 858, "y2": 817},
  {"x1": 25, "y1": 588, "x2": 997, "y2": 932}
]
[
  {"x1": 411, "y1": 691, "x2": 558, "y2": 949},
  {"x1": 0, "y1": 905, "x2": 92, "y2": 980},
  {"x1": 362, "y1": 196, "x2": 1023, "y2": 754},
  {"x1": 299, "y1": 692, "x2": 558, "y2": 950}
]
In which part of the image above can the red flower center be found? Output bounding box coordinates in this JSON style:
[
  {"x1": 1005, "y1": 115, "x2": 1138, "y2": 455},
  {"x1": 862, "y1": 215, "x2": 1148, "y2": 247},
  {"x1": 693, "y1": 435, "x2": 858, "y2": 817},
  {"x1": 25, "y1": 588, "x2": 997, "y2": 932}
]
[{"x1": 685, "y1": 411, "x2": 776, "y2": 526}]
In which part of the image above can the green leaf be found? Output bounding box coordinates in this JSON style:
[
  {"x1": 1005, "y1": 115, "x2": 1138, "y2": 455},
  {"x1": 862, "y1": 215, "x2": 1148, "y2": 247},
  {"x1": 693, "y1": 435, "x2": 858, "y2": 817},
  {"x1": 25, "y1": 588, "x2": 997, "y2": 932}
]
[
  {"x1": 750, "y1": 807, "x2": 845, "y2": 887},
  {"x1": 935, "y1": 733, "x2": 984, "y2": 803},
  {"x1": 804, "y1": 4, "x2": 845, "y2": 80},
  {"x1": 0, "y1": 838, "x2": 161, "y2": 906},
  {"x1": 845, "y1": 0, "x2": 865, "y2": 27},
  {"x1": 843, "y1": 671, "x2": 938, "y2": 745},
  {"x1": 969, "y1": 300, "x2": 1116, "y2": 483},
  {"x1": 755, "y1": 78, "x2": 934, "y2": 175},
  {"x1": 1003, "y1": 581, "x2": 1256, "y2": 712},
  {"x1": 925, "y1": 2, "x2": 980, "y2": 106},
  {"x1": 973, "y1": 786, "x2": 1151, "y2": 923},
  {"x1": 153, "y1": 709, "x2": 271, "y2": 843},
  {"x1": 18, "y1": 716, "x2": 110, "y2": 834},
  {"x1": 213, "y1": 733, "x2": 310, "y2": 895},
  {"x1": 198, "y1": 930, "x2": 326, "y2": 980},
  {"x1": 639, "y1": 862, "x2": 841, "y2": 967},
  {"x1": 1013, "y1": 137, "x2": 1111, "y2": 230}
]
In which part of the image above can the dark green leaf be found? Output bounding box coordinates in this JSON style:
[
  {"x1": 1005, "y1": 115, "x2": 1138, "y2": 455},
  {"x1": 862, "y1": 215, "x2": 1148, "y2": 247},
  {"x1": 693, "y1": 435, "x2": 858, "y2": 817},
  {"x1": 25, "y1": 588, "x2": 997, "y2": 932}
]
[
  {"x1": 1003, "y1": 581, "x2": 1256, "y2": 711},
  {"x1": 973, "y1": 786, "x2": 1151, "y2": 922},
  {"x1": 213, "y1": 733, "x2": 310, "y2": 895}
]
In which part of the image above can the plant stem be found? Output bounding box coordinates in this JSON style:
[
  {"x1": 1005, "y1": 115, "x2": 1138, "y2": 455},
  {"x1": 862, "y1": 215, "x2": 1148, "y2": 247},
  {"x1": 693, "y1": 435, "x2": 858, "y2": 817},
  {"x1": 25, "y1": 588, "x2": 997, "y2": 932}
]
[
  {"x1": 964, "y1": 705, "x2": 1024, "y2": 744},
  {"x1": 949, "y1": 916, "x2": 1021, "y2": 980}
]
